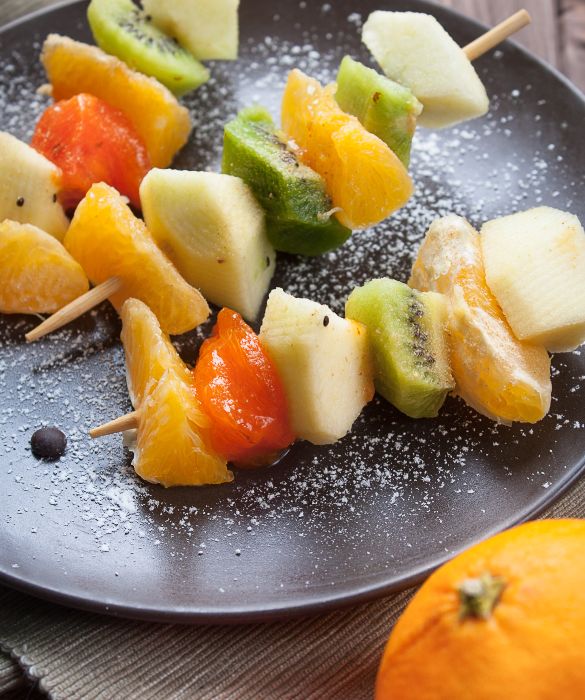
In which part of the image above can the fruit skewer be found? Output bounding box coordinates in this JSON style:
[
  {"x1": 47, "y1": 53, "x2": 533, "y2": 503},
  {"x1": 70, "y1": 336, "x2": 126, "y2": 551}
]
[
  {"x1": 26, "y1": 183, "x2": 210, "y2": 343},
  {"x1": 364, "y1": 10, "x2": 530, "y2": 129},
  {"x1": 25, "y1": 11, "x2": 531, "y2": 344}
]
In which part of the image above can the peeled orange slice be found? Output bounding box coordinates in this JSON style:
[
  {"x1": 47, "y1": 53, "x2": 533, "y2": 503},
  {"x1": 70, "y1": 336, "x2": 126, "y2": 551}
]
[
  {"x1": 281, "y1": 68, "x2": 413, "y2": 230},
  {"x1": 0, "y1": 220, "x2": 88, "y2": 314},
  {"x1": 133, "y1": 369, "x2": 233, "y2": 487},
  {"x1": 64, "y1": 182, "x2": 209, "y2": 335},
  {"x1": 409, "y1": 215, "x2": 551, "y2": 423},
  {"x1": 120, "y1": 297, "x2": 191, "y2": 406},
  {"x1": 41, "y1": 34, "x2": 191, "y2": 168},
  {"x1": 120, "y1": 298, "x2": 231, "y2": 487}
]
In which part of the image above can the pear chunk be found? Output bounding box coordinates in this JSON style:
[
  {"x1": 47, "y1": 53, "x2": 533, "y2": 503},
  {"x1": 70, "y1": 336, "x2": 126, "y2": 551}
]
[
  {"x1": 362, "y1": 11, "x2": 489, "y2": 129},
  {"x1": 140, "y1": 169, "x2": 274, "y2": 321},
  {"x1": 142, "y1": 0, "x2": 239, "y2": 60},
  {"x1": 259, "y1": 288, "x2": 374, "y2": 445},
  {"x1": 481, "y1": 207, "x2": 585, "y2": 352},
  {"x1": 0, "y1": 132, "x2": 69, "y2": 240}
]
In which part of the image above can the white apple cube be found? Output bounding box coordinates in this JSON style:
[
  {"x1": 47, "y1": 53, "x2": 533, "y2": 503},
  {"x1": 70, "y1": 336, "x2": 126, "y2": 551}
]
[
  {"x1": 142, "y1": 0, "x2": 239, "y2": 60},
  {"x1": 140, "y1": 169, "x2": 275, "y2": 322},
  {"x1": 481, "y1": 206, "x2": 585, "y2": 352},
  {"x1": 362, "y1": 11, "x2": 489, "y2": 129},
  {"x1": 259, "y1": 288, "x2": 374, "y2": 445},
  {"x1": 0, "y1": 132, "x2": 69, "y2": 240}
]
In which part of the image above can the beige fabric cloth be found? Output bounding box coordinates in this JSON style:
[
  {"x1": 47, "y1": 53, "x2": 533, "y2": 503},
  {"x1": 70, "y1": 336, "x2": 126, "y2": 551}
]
[{"x1": 1, "y1": 1, "x2": 584, "y2": 698}]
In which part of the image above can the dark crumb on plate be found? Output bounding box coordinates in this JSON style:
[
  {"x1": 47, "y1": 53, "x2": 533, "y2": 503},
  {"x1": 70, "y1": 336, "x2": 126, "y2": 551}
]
[{"x1": 31, "y1": 427, "x2": 67, "y2": 460}]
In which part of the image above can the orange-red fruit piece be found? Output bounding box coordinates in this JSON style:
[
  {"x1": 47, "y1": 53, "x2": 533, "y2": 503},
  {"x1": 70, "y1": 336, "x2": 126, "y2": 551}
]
[
  {"x1": 0, "y1": 219, "x2": 88, "y2": 314},
  {"x1": 193, "y1": 308, "x2": 295, "y2": 465},
  {"x1": 31, "y1": 93, "x2": 151, "y2": 210},
  {"x1": 64, "y1": 182, "x2": 209, "y2": 335},
  {"x1": 376, "y1": 519, "x2": 585, "y2": 700},
  {"x1": 41, "y1": 34, "x2": 191, "y2": 168},
  {"x1": 281, "y1": 68, "x2": 413, "y2": 230}
]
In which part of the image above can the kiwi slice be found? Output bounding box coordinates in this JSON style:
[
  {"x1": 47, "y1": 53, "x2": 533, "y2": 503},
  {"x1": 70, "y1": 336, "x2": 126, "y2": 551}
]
[
  {"x1": 345, "y1": 278, "x2": 454, "y2": 418},
  {"x1": 87, "y1": 0, "x2": 209, "y2": 96},
  {"x1": 222, "y1": 106, "x2": 351, "y2": 257},
  {"x1": 335, "y1": 56, "x2": 422, "y2": 167}
]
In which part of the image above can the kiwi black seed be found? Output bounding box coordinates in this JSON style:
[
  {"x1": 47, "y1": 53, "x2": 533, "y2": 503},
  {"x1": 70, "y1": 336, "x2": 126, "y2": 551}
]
[{"x1": 345, "y1": 278, "x2": 455, "y2": 419}]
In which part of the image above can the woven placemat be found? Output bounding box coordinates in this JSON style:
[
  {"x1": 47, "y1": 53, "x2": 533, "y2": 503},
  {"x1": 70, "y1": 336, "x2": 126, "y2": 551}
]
[{"x1": 1, "y1": 1, "x2": 584, "y2": 698}]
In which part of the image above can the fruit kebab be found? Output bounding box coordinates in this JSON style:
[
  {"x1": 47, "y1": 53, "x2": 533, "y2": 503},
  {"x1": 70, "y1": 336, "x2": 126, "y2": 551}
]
[
  {"x1": 90, "y1": 291, "x2": 375, "y2": 485},
  {"x1": 409, "y1": 215, "x2": 552, "y2": 423},
  {"x1": 25, "y1": 165, "x2": 277, "y2": 341},
  {"x1": 362, "y1": 9, "x2": 531, "y2": 129},
  {"x1": 25, "y1": 182, "x2": 210, "y2": 342},
  {"x1": 92, "y1": 291, "x2": 376, "y2": 447},
  {"x1": 89, "y1": 301, "x2": 297, "y2": 485}
]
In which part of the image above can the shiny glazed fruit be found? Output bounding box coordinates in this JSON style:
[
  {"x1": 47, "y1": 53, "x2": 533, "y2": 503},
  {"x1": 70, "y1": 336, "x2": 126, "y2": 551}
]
[
  {"x1": 41, "y1": 34, "x2": 191, "y2": 167},
  {"x1": 193, "y1": 308, "x2": 295, "y2": 465},
  {"x1": 281, "y1": 68, "x2": 413, "y2": 230},
  {"x1": 32, "y1": 93, "x2": 151, "y2": 209},
  {"x1": 119, "y1": 298, "x2": 231, "y2": 487}
]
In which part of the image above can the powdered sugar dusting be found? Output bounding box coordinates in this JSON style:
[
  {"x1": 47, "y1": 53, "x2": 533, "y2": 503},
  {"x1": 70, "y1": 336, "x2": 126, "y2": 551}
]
[{"x1": 0, "y1": 2, "x2": 583, "y2": 613}]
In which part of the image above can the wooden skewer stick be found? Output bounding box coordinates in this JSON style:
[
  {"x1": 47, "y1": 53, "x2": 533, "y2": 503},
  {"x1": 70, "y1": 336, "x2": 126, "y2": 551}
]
[
  {"x1": 25, "y1": 276, "x2": 123, "y2": 343},
  {"x1": 463, "y1": 9, "x2": 531, "y2": 62},
  {"x1": 90, "y1": 410, "x2": 140, "y2": 438}
]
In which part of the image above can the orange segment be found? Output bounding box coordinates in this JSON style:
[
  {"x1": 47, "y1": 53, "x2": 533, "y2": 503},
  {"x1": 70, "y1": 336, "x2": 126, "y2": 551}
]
[
  {"x1": 0, "y1": 220, "x2": 88, "y2": 314},
  {"x1": 64, "y1": 182, "x2": 209, "y2": 335},
  {"x1": 120, "y1": 298, "x2": 191, "y2": 406},
  {"x1": 281, "y1": 68, "x2": 413, "y2": 230},
  {"x1": 41, "y1": 34, "x2": 192, "y2": 168},
  {"x1": 133, "y1": 368, "x2": 233, "y2": 487},
  {"x1": 409, "y1": 215, "x2": 551, "y2": 423},
  {"x1": 119, "y1": 298, "x2": 231, "y2": 487}
]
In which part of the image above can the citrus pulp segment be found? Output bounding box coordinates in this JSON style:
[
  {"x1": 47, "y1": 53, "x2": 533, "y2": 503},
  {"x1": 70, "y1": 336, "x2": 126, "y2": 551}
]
[
  {"x1": 41, "y1": 34, "x2": 192, "y2": 167},
  {"x1": 281, "y1": 68, "x2": 413, "y2": 230},
  {"x1": 0, "y1": 220, "x2": 88, "y2": 315},
  {"x1": 409, "y1": 215, "x2": 551, "y2": 423},
  {"x1": 64, "y1": 182, "x2": 209, "y2": 335}
]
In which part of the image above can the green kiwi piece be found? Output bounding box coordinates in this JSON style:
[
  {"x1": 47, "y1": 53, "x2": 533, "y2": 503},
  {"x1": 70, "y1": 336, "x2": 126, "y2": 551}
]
[
  {"x1": 87, "y1": 0, "x2": 209, "y2": 96},
  {"x1": 335, "y1": 56, "x2": 422, "y2": 167},
  {"x1": 222, "y1": 106, "x2": 352, "y2": 257},
  {"x1": 345, "y1": 278, "x2": 454, "y2": 418}
]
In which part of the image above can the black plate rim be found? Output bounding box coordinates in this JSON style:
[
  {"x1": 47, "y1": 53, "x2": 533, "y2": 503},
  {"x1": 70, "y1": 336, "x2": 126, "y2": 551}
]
[{"x1": 1, "y1": 0, "x2": 584, "y2": 625}]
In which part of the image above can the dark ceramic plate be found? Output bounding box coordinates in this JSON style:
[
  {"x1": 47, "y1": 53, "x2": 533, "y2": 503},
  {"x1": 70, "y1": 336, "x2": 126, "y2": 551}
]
[{"x1": 1, "y1": 0, "x2": 584, "y2": 624}]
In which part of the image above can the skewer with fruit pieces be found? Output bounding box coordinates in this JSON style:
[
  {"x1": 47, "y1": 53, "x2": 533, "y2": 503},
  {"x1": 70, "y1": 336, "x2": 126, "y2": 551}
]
[
  {"x1": 90, "y1": 294, "x2": 373, "y2": 486},
  {"x1": 24, "y1": 10, "x2": 531, "y2": 341},
  {"x1": 25, "y1": 182, "x2": 210, "y2": 342},
  {"x1": 362, "y1": 9, "x2": 531, "y2": 128},
  {"x1": 25, "y1": 171, "x2": 275, "y2": 341},
  {"x1": 89, "y1": 205, "x2": 585, "y2": 488}
]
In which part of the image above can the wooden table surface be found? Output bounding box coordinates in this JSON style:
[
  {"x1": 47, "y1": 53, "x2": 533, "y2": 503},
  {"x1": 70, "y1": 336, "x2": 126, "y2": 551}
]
[{"x1": 1, "y1": 0, "x2": 584, "y2": 91}]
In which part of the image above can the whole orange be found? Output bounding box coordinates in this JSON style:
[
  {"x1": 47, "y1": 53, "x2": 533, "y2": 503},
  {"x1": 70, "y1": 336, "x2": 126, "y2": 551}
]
[{"x1": 376, "y1": 519, "x2": 585, "y2": 700}]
